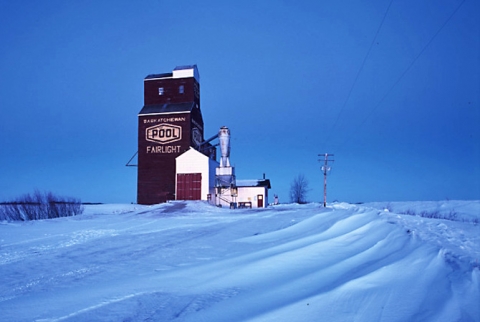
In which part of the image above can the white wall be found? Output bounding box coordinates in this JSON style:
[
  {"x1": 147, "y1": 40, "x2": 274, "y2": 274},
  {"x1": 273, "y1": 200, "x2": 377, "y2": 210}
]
[
  {"x1": 176, "y1": 148, "x2": 218, "y2": 201},
  {"x1": 177, "y1": 148, "x2": 269, "y2": 207},
  {"x1": 237, "y1": 186, "x2": 268, "y2": 208}
]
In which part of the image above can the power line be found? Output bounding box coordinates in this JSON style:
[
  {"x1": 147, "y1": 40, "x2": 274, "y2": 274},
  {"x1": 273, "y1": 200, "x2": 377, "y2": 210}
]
[
  {"x1": 336, "y1": 0, "x2": 467, "y2": 150},
  {"x1": 324, "y1": 0, "x2": 394, "y2": 148}
]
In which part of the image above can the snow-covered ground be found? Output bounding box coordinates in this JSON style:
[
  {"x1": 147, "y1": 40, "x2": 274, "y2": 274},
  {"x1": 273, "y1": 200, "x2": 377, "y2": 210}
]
[{"x1": 1, "y1": 200, "x2": 479, "y2": 321}]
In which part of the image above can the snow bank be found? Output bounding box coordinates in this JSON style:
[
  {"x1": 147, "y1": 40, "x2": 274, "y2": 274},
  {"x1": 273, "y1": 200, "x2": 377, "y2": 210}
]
[{"x1": 0, "y1": 201, "x2": 479, "y2": 321}]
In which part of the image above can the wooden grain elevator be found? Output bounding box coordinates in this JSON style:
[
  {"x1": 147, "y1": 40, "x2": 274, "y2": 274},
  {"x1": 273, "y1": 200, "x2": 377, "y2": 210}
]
[{"x1": 137, "y1": 65, "x2": 210, "y2": 204}]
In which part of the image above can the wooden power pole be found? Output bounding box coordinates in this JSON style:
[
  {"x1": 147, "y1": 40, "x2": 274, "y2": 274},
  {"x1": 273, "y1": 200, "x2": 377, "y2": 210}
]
[{"x1": 319, "y1": 153, "x2": 334, "y2": 207}]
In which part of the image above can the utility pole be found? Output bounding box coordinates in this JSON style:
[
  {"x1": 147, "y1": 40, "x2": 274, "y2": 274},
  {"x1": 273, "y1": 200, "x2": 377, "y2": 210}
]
[{"x1": 318, "y1": 153, "x2": 334, "y2": 207}]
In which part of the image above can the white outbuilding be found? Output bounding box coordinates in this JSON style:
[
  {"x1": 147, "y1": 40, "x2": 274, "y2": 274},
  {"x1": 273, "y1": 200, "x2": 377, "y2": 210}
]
[
  {"x1": 235, "y1": 179, "x2": 271, "y2": 208},
  {"x1": 175, "y1": 146, "x2": 271, "y2": 208}
]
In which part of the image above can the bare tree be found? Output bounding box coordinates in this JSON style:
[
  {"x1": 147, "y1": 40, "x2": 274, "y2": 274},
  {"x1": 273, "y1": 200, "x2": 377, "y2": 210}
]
[{"x1": 290, "y1": 174, "x2": 310, "y2": 204}]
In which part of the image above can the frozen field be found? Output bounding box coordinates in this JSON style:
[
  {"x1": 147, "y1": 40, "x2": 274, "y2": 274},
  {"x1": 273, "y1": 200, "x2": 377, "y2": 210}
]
[{"x1": 1, "y1": 200, "x2": 479, "y2": 321}]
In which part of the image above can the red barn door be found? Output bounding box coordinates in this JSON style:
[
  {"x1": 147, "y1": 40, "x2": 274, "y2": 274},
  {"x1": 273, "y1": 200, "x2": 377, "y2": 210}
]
[{"x1": 176, "y1": 173, "x2": 202, "y2": 200}]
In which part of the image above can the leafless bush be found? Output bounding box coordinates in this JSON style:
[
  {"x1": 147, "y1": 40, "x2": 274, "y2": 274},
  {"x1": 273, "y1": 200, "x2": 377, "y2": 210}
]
[
  {"x1": 401, "y1": 209, "x2": 417, "y2": 217},
  {"x1": 0, "y1": 190, "x2": 84, "y2": 221},
  {"x1": 419, "y1": 210, "x2": 440, "y2": 218},
  {"x1": 400, "y1": 209, "x2": 462, "y2": 222}
]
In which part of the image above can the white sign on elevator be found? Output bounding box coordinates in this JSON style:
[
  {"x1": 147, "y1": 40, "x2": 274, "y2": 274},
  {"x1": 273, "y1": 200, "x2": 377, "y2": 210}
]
[{"x1": 146, "y1": 124, "x2": 182, "y2": 144}]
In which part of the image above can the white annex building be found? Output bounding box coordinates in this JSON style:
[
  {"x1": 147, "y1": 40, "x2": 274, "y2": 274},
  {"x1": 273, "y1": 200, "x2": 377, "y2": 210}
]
[
  {"x1": 175, "y1": 148, "x2": 217, "y2": 201},
  {"x1": 175, "y1": 127, "x2": 271, "y2": 208}
]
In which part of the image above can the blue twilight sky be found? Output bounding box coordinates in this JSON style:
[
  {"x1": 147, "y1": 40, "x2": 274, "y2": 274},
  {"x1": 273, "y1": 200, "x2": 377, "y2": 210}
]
[{"x1": 0, "y1": 0, "x2": 479, "y2": 204}]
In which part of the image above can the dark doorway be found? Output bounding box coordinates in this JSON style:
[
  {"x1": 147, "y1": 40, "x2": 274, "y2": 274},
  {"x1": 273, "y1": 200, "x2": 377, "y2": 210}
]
[{"x1": 257, "y1": 194, "x2": 264, "y2": 208}]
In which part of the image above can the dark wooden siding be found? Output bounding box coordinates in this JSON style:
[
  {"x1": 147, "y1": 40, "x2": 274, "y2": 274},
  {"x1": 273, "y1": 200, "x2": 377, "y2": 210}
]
[
  {"x1": 137, "y1": 110, "x2": 206, "y2": 204},
  {"x1": 144, "y1": 78, "x2": 200, "y2": 107},
  {"x1": 176, "y1": 173, "x2": 202, "y2": 200},
  {"x1": 137, "y1": 113, "x2": 192, "y2": 205}
]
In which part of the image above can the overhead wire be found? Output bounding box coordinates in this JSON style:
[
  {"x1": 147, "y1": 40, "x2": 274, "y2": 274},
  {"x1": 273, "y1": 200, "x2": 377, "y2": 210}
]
[
  {"x1": 334, "y1": 0, "x2": 467, "y2": 150},
  {"x1": 323, "y1": 0, "x2": 394, "y2": 149}
]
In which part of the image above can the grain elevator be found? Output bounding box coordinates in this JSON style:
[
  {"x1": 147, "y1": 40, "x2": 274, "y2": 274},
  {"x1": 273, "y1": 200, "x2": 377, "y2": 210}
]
[
  {"x1": 137, "y1": 65, "x2": 214, "y2": 204},
  {"x1": 136, "y1": 65, "x2": 270, "y2": 207}
]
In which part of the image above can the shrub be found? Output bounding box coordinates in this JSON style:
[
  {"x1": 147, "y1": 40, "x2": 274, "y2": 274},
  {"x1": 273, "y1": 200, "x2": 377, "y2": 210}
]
[
  {"x1": 399, "y1": 208, "x2": 465, "y2": 222},
  {"x1": 0, "y1": 190, "x2": 84, "y2": 221}
]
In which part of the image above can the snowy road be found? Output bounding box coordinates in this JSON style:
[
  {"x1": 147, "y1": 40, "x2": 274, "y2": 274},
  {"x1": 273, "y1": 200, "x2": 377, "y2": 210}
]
[{"x1": 1, "y1": 201, "x2": 479, "y2": 321}]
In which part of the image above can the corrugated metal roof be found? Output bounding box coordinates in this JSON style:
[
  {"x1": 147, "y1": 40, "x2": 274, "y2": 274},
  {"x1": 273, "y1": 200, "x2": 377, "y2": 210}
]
[
  {"x1": 138, "y1": 102, "x2": 194, "y2": 115},
  {"x1": 236, "y1": 179, "x2": 271, "y2": 189}
]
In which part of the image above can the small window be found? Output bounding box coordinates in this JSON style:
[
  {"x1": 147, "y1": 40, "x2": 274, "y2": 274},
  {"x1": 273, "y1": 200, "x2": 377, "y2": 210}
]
[
  {"x1": 158, "y1": 87, "x2": 164, "y2": 95},
  {"x1": 179, "y1": 85, "x2": 184, "y2": 94}
]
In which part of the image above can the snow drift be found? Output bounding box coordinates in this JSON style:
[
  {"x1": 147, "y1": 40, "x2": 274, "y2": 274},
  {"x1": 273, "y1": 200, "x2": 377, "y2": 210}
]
[{"x1": 1, "y1": 200, "x2": 479, "y2": 321}]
